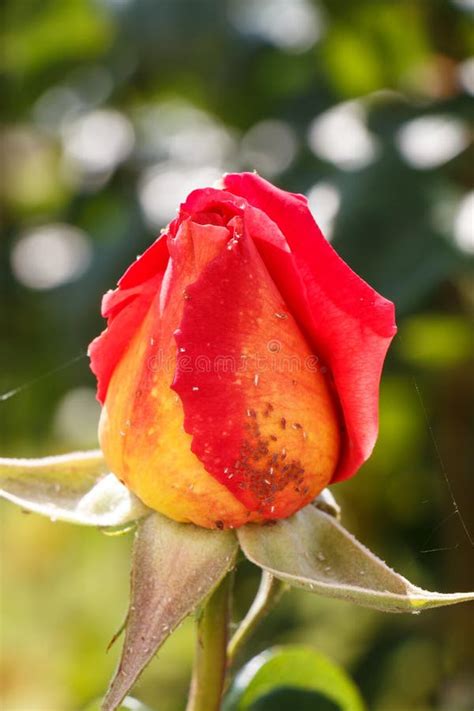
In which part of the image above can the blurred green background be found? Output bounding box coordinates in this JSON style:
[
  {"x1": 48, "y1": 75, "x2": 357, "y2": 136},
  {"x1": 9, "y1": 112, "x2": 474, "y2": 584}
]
[{"x1": 1, "y1": 0, "x2": 473, "y2": 709}]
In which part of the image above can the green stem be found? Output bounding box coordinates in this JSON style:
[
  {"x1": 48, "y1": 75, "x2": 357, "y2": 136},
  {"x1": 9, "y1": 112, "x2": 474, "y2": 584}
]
[
  {"x1": 227, "y1": 571, "x2": 286, "y2": 670},
  {"x1": 186, "y1": 573, "x2": 233, "y2": 711}
]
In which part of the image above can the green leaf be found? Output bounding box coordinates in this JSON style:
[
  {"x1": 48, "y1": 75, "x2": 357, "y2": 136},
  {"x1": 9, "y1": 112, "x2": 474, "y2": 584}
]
[
  {"x1": 0, "y1": 450, "x2": 148, "y2": 526},
  {"x1": 238, "y1": 506, "x2": 474, "y2": 613},
  {"x1": 225, "y1": 645, "x2": 365, "y2": 711},
  {"x1": 102, "y1": 512, "x2": 238, "y2": 711},
  {"x1": 246, "y1": 688, "x2": 340, "y2": 710}
]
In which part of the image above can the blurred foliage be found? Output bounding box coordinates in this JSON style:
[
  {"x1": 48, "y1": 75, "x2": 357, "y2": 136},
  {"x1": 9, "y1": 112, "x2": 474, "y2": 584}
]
[{"x1": 1, "y1": 0, "x2": 473, "y2": 710}]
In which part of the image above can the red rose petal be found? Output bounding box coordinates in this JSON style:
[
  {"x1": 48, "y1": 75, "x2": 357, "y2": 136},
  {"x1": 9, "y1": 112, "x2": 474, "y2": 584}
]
[
  {"x1": 223, "y1": 172, "x2": 396, "y2": 482},
  {"x1": 172, "y1": 225, "x2": 340, "y2": 519},
  {"x1": 88, "y1": 235, "x2": 169, "y2": 404}
]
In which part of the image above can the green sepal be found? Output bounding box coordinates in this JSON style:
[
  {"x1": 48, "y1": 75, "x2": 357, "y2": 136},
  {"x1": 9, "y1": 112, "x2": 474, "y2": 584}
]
[
  {"x1": 0, "y1": 450, "x2": 149, "y2": 526},
  {"x1": 102, "y1": 512, "x2": 238, "y2": 711},
  {"x1": 238, "y1": 505, "x2": 474, "y2": 613}
]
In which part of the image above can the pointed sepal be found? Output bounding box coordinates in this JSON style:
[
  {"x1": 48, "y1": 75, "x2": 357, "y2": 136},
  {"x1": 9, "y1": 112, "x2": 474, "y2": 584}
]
[
  {"x1": 0, "y1": 451, "x2": 148, "y2": 526},
  {"x1": 313, "y1": 487, "x2": 340, "y2": 519},
  {"x1": 238, "y1": 505, "x2": 474, "y2": 613},
  {"x1": 102, "y1": 512, "x2": 238, "y2": 710}
]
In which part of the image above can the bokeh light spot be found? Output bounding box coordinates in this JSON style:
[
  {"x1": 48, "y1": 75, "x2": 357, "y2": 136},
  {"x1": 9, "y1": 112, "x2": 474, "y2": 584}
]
[
  {"x1": 396, "y1": 115, "x2": 469, "y2": 169},
  {"x1": 308, "y1": 102, "x2": 379, "y2": 170},
  {"x1": 138, "y1": 164, "x2": 222, "y2": 228},
  {"x1": 53, "y1": 387, "x2": 101, "y2": 447},
  {"x1": 229, "y1": 0, "x2": 325, "y2": 53},
  {"x1": 306, "y1": 182, "x2": 341, "y2": 240},
  {"x1": 241, "y1": 119, "x2": 298, "y2": 177},
  {"x1": 62, "y1": 109, "x2": 134, "y2": 174},
  {"x1": 453, "y1": 191, "x2": 474, "y2": 254},
  {"x1": 11, "y1": 224, "x2": 92, "y2": 290}
]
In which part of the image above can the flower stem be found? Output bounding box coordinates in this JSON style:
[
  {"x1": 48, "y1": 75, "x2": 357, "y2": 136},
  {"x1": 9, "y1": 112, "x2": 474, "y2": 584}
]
[
  {"x1": 227, "y1": 571, "x2": 286, "y2": 670},
  {"x1": 186, "y1": 573, "x2": 233, "y2": 711}
]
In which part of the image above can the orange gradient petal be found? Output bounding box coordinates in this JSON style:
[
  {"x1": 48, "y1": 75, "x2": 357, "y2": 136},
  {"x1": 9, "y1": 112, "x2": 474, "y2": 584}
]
[{"x1": 99, "y1": 219, "x2": 266, "y2": 527}]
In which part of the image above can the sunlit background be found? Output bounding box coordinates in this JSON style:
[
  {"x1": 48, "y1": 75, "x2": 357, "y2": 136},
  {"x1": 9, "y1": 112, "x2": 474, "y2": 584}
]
[{"x1": 1, "y1": 0, "x2": 473, "y2": 709}]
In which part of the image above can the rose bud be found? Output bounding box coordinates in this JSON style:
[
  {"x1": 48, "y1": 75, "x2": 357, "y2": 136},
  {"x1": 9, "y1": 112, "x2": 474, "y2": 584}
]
[{"x1": 89, "y1": 172, "x2": 396, "y2": 529}]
